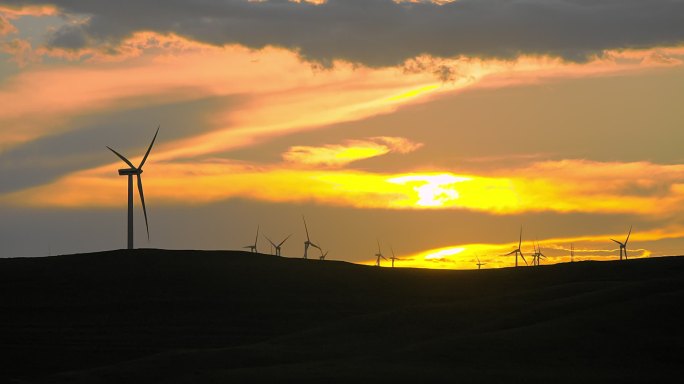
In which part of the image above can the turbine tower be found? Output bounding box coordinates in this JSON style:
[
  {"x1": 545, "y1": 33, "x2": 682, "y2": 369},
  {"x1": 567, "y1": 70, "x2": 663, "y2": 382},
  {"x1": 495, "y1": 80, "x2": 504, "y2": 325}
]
[
  {"x1": 375, "y1": 239, "x2": 387, "y2": 267},
  {"x1": 107, "y1": 126, "x2": 159, "y2": 250},
  {"x1": 502, "y1": 225, "x2": 527, "y2": 267},
  {"x1": 244, "y1": 225, "x2": 259, "y2": 253},
  {"x1": 266, "y1": 234, "x2": 291, "y2": 256},
  {"x1": 610, "y1": 225, "x2": 632, "y2": 260},
  {"x1": 476, "y1": 257, "x2": 486, "y2": 270},
  {"x1": 302, "y1": 216, "x2": 320, "y2": 259}
]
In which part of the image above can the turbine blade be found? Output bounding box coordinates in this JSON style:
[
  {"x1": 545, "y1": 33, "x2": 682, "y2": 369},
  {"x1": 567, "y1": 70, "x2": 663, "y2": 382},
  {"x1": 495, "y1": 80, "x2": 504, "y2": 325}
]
[
  {"x1": 265, "y1": 236, "x2": 277, "y2": 247},
  {"x1": 625, "y1": 225, "x2": 632, "y2": 244},
  {"x1": 107, "y1": 146, "x2": 135, "y2": 169},
  {"x1": 138, "y1": 126, "x2": 159, "y2": 169},
  {"x1": 503, "y1": 250, "x2": 517, "y2": 256},
  {"x1": 520, "y1": 252, "x2": 527, "y2": 265},
  {"x1": 610, "y1": 238, "x2": 622, "y2": 245},
  {"x1": 310, "y1": 242, "x2": 321, "y2": 250},
  {"x1": 136, "y1": 174, "x2": 149, "y2": 240},
  {"x1": 279, "y1": 234, "x2": 292, "y2": 247},
  {"x1": 518, "y1": 225, "x2": 522, "y2": 249},
  {"x1": 255, "y1": 225, "x2": 259, "y2": 245},
  {"x1": 303, "y1": 216, "x2": 310, "y2": 241},
  {"x1": 377, "y1": 239, "x2": 381, "y2": 254}
]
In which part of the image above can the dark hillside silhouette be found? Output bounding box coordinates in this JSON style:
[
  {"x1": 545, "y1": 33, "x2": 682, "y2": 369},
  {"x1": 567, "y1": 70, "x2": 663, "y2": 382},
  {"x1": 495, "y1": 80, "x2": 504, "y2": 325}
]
[{"x1": 1, "y1": 250, "x2": 682, "y2": 383}]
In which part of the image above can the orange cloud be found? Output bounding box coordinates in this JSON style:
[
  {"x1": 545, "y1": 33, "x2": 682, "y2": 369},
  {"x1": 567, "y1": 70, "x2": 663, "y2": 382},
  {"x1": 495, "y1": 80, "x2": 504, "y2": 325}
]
[
  {"x1": 0, "y1": 5, "x2": 57, "y2": 18},
  {"x1": 283, "y1": 137, "x2": 423, "y2": 167},
  {"x1": 2, "y1": 30, "x2": 682, "y2": 159}
]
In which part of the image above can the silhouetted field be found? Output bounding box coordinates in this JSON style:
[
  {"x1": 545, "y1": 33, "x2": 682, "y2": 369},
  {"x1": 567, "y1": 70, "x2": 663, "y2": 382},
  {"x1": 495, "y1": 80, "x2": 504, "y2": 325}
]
[{"x1": 1, "y1": 250, "x2": 682, "y2": 383}]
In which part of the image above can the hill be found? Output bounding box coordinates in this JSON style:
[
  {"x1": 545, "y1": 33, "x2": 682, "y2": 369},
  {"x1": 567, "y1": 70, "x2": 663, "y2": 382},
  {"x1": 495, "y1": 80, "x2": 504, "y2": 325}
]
[{"x1": 1, "y1": 250, "x2": 683, "y2": 383}]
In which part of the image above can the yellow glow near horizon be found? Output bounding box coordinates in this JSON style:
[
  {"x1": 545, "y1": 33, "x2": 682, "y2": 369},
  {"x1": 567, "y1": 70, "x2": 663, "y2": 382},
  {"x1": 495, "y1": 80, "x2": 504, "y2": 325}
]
[
  {"x1": 424, "y1": 247, "x2": 465, "y2": 260},
  {"x1": 384, "y1": 225, "x2": 684, "y2": 270}
]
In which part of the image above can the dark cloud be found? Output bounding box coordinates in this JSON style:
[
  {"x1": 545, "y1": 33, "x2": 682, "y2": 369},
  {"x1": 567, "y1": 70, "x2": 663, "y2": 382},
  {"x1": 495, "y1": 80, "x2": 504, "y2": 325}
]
[
  {"x1": 46, "y1": 23, "x2": 89, "y2": 49},
  {"x1": 3, "y1": 0, "x2": 684, "y2": 66}
]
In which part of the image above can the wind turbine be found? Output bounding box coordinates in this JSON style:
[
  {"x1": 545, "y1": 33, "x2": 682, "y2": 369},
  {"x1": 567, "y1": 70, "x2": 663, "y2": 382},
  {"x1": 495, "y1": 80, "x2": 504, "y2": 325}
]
[
  {"x1": 533, "y1": 241, "x2": 546, "y2": 266},
  {"x1": 107, "y1": 126, "x2": 159, "y2": 250},
  {"x1": 476, "y1": 257, "x2": 486, "y2": 270},
  {"x1": 375, "y1": 240, "x2": 387, "y2": 267},
  {"x1": 265, "y1": 234, "x2": 291, "y2": 256},
  {"x1": 610, "y1": 225, "x2": 632, "y2": 260},
  {"x1": 389, "y1": 245, "x2": 400, "y2": 268},
  {"x1": 244, "y1": 225, "x2": 259, "y2": 253},
  {"x1": 502, "y1": 225, "x2": 527, "y2": 267},
  {"x1": 302, "y1": 216, "x2": 320, "y2": 259},
  {"x1": 318, "y1": 244, "x2": 329, "y2": 260},
  {"x1": 570, "y1": 243, "x2": 575, "y2": 262}
]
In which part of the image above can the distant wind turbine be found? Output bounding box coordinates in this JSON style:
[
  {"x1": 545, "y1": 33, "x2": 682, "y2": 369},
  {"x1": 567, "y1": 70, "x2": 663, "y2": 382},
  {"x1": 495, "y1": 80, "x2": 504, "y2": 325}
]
[
  {"x1": 610, "y1": 225, "x2": 632, "y2": 260},
  {"x1": 502, "y1": 225, "x2": 527, "y2": 267},
  {"x1": 570, "y1": 243, "x2": 575, "y2": 262},
  {"x1": 476, "y1": 257, "x2": 486, "y2": 270},
  {"x1": 265, "y1": 234, "x2": 291, "y2": 256},
  {"x1": 389, "y1": 245, "x2": 400, "y2": 268},
  {"x1": 107, "y1": 126, "x2": 159, "y2": 250},
  {"x1": 375, "y1": 240, "x2": 387, "y2": 267},
  {"x1": 532, "y1": 241, "x2": 546, "y2": 266},
  {"x1": 302, "y1": 216, "x2": 320, "y2": 259},
  {"x1": 244, "y1": 225, "x2": 259, "y2": 253},
  {"x1": 318, "y1": 244, "x2": 329, "y2": 260}
]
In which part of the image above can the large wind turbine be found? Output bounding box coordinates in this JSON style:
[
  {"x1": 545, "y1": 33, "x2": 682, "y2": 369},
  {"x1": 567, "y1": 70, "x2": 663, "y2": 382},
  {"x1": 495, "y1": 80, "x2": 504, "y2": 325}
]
[
  {"x1": 502, "y1": 225, "x2": 527, "y2": 267},
  {"x1": 244, "y1": 225, "x2": 259, "y2": 253},
  {"x1": 266, "y1": 234, "x2": 291, "y2": 256},
  {"x1": 476, "y1": 257, "x2": 486, "y2": 270},
  {"x1": 107, "y1": 126, "x2": 159, "y2": 250},
  {"x1": 375, "y1": 240, "x2": 387, "y2": 267},
  {"x1": 302, "y1": 216, "x2": 320, "y2": 259},
  {"x1": 610, "y1": 225, "x2": 632, "y2": 260}
]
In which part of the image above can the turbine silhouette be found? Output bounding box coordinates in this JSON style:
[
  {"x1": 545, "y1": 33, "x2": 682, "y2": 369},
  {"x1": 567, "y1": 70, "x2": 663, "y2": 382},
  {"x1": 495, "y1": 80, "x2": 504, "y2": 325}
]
[
  {"x1": 502, "y1": 225, "x2": 527, "y2": 267},
  {"x1": 107, "y1": 126, "x2": 159, "y2": 250},
  {"x1": 302, "y1": 216, "x2": 320, "y2": 259},
  {"x1": 389, "y1": 245, "x2": 400, "y2": 268},
  {"x1": 532, "y1": 240, "x2": 546, "y2": 266},
  {"x1": 244, "y1": 225, "x2": 259, "y2": 253},
  {"x1": 318, "y1": 244, "x2": 329, "y2": 260},
  {"x1": 375, "y1": 240, "x2": 387, "y2": 267},
  {"x1": 265, "y1": 234, "x2": 291, "y2": 256},
  {"x1": 610, "y1": 225, "x2": 632, "y2": 260},
  {"x1": 570, "y1": 243, "x2": 575, "y2": 262},
  {"x1": 476, "y1": 256, "x2": 486, "y2": 270}
]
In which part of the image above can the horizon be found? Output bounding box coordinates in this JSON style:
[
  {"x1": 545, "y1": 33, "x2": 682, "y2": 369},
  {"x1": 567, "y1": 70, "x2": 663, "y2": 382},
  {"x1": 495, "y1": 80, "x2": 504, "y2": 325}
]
[{"x1": 2, "y1": 1, "x2": 684, "y2": 269}]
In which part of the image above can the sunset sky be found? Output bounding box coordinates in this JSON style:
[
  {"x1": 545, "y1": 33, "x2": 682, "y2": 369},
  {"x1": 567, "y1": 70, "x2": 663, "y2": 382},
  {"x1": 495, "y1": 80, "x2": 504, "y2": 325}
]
[{"x1": 1, "y1": 0, "x2": 684, "y2": 269}]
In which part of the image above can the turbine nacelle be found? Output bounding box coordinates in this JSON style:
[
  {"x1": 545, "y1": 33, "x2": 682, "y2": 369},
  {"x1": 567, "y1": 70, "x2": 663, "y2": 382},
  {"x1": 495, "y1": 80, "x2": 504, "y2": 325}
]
[{"x1": 118, "y1": 168, "x2": 142, "y2": 176}]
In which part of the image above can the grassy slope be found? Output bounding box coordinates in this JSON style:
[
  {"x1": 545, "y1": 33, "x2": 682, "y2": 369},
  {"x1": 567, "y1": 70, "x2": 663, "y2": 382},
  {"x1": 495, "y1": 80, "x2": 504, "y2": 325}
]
[{"x1": 1, "y1": 250, "x2": 682, "y2": 383}]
